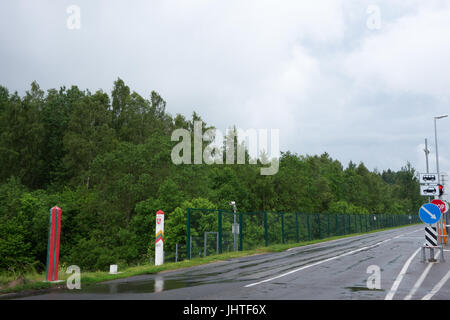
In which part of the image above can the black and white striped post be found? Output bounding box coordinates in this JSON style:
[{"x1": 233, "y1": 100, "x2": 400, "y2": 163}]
[
  {"x1": 425, "y1": 226, "x2": 438, "y2": 247},
  {"x1": 422, "y1": 226, "x2": 445, "y2": 262}
]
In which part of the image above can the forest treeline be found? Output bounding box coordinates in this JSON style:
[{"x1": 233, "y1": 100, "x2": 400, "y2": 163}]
[{"x1": 0, "y1": 79, "x2": 423, "y2": 272}]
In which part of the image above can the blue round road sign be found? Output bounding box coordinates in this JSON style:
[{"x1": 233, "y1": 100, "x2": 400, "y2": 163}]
[{"x1": 419, "y1": 203, "x2": 442, "y2": 224}]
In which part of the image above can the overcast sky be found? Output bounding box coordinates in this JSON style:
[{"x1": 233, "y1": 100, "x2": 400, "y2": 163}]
[{"x1": 1, "y1": 0, "x2": 449, "y2": 174}]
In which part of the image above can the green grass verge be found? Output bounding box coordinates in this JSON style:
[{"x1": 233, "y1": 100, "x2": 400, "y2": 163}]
[{"x1": 0, "y1": 223, "x2": 421, "y2": 295}]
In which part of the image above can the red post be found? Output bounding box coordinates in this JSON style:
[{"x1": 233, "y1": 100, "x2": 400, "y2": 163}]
[{"x1": 46, "y1": 206, "x2": 62, "y2": 281}]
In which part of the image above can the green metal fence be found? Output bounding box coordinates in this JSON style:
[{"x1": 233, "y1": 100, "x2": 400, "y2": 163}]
[{"x1": 185, "y1": 208, "x2": 420, "y2": 259}]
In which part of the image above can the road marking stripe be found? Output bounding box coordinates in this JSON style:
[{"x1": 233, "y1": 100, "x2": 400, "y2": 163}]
[
  {"x1": 404, "y1": 251, "x2": 440, "y2": 300},
  {"x1": 244, "y1": 234, "x2": 403, "y2": 288},
  {"x1": 422, "y1": 270, "x2": 450, "y2": 300},
  {"x1": 384, "y1": 248, "x2": 421, "y2": 300}
]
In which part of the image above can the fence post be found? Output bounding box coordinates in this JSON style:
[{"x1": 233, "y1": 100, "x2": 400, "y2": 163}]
[
  {"x1": 307, "y1": 214, "x2": 311, "y2": 241},
  {"x1": 317, "y1": 213, "x2": 321, "y2": 239},
  {"x1": 348, "y1": 214, "x2": 351, "y2": 234},
  {"x1": 359, "y1": 215, "x2": 362, "y2": 233},
  {"x1": 328, "y1": 214, "x2": 330, "y2": 238},
  {"x1": 342, "y1": 214, "x2": 346, "y2": 234},
  {"x1": 186, "y1": 208, "x2": 191, "y2": 260},
  {"x1": 239, "y1": 212, "x2": 243, "y2": 251},
  {"x1": 295, "y1": 212, "x2": 299, "y2": 243},
  {"x1": 335, "y1": 214, "x2": 338, "y2": 236},
  {"x1": 264, "y1": 211, "x2": 269, "y2": 247},
  {"x1": 281, "y1": 212, "x2": 285, "y2": 244},
  {"x1": 218, "y1": 209, "x2": 223, "y2": 254}
]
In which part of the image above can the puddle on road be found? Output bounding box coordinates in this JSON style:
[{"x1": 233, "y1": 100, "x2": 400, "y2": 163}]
[
  {"x1": 345, "y1": 286, "x2": 384, "y2": 292},
  {"x1": 76, "y1": 278, "x2": 203, "y2": 294}
]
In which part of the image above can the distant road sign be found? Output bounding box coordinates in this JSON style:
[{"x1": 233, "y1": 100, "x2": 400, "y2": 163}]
[
  {"x1": 431, "y1": 199, "x2": 446, "y2": 214},
  {"x1": 420, "y1": 173, "x2": 439, "y2": 184},
  {"x1": 419, "y1": 203, "x2": 442, "y2": 224},
  {"x1": 420, "y1": 185, "x2": 440, "y2": 196}
]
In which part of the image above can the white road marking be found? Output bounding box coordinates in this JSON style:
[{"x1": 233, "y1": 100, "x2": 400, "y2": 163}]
[
  {"x1": 244, "y1": 228, "x2": 421, "y2": 288},
  {"x1": 384, "y1": 248, "x2": 421, "y2": 300},
  {"x1": 404, "y1": 251, "x2": 439, "y2": 300},
  {"x1": 400, "y1": 237, "x2": 423, "y2": 239},
  {"x1": 422, "y1": 270, "x2": 450, "y2": 300}
]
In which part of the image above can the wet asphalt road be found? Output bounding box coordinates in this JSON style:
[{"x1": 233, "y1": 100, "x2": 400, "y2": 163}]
[{"x1": 14, "y1": 224, "x2": 450, "y2": 300}]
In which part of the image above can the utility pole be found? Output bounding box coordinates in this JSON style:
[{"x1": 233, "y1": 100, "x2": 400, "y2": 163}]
[
  {"x1": 424, "y1": 138, "x2": 431, "y2": 203},
  {"x1": 433, "y1": 115, "x2": 448, "y2": 247},
  {"x1": 434, "y1": 115, "x2": 448, "y2": 188}
]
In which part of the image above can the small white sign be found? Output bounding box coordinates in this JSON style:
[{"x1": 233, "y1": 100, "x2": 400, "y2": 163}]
[
  {"x1": 109, "y1": 265, "x2": 118, "y2": 274},
  {"x1": 420, "y1": 173, "x2": 439, "y2": 184},
  {"x1": 420, "y1": 184, "x2": 440, "y2": 196}
]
